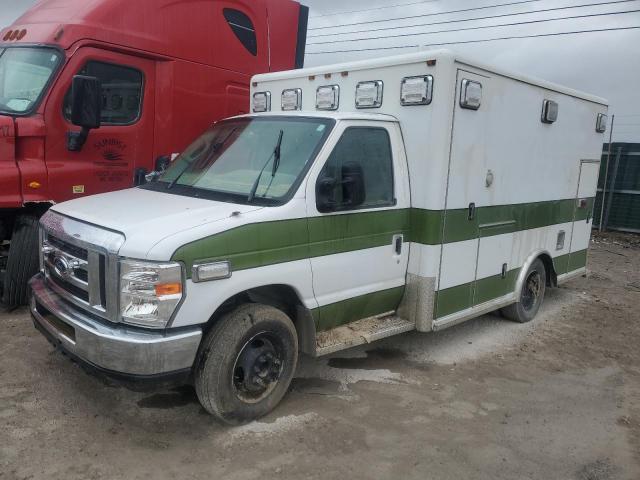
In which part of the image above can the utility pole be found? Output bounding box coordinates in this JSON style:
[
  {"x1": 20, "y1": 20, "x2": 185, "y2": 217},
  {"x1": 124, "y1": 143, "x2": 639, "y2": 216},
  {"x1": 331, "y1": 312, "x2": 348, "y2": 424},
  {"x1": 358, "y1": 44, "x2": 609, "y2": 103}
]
[{"x1": 599, "y1": 114, "x2": 615, "y2": 232}]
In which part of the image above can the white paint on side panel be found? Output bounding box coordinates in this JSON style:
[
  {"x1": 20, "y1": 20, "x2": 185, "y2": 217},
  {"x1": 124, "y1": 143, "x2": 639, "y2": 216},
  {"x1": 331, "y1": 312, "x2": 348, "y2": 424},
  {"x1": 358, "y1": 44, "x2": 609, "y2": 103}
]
[
  {"x1": 571, "y1": 220, "x2": 593, "y2": 253},
  {"x1": 407, "y1": 242, "x2": 442, "y2": 278},
  {"x1": 310, "y1": 245, "x2": 408, "y2": 308},
  {"x1": 476, "y1": 233, "x2": 514, "y2": 279},
  {"x1": 171, "y1": 259, "x2": 316, "y2": 328},
  {"x1": 438, "y1": 239, "x2": 478, "y2": 290},
  {"x1": 578, "y1": 162, "x2": 601, "y2": 198}
]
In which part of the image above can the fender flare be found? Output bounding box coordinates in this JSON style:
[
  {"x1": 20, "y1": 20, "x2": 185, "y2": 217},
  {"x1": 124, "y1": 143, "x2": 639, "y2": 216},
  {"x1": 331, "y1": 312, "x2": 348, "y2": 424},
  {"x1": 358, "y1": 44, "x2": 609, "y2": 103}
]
[{"x1": 514, "y1": 249, "x2": 556, "y2": 298}]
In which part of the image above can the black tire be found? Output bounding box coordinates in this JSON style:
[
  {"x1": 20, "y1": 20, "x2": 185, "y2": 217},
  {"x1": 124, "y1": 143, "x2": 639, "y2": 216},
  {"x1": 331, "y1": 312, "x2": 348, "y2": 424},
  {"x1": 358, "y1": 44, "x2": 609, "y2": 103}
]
[
  {"x1": 2, "y1": 215, "x2": 40, "y2": 308},
  {"x1": 195, "y1": 303, "x2": 298, "y2": 425},
  {"x1": 502, "y1": 258, "x2": 546, "y2": 323}
]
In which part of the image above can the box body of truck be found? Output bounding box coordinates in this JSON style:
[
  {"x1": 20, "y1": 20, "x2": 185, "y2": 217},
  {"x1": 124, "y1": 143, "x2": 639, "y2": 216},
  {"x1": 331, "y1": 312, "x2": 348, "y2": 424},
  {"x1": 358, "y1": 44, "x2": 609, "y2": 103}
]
[{"x1": 29, "y1": 50, "x2": 608, "y2": 423}]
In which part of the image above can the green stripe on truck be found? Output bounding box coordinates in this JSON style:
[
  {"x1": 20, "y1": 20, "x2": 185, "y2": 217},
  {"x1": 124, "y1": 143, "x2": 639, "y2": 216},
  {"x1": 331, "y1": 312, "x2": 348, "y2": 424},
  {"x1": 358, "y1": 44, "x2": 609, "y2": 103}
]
[
  {"x1": 312, "y1": 286, "x2": 406, "y2": 332},
  {"x1": 172, "y1": 198, "x2": 594, "y2": 278}
]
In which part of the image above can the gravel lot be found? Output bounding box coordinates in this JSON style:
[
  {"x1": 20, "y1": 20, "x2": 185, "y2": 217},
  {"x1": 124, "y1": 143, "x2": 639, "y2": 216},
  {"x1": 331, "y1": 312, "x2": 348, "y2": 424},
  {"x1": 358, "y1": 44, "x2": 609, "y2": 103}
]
[{"x1": 1, "y1": 232, "x2": 639, "y2": 480}]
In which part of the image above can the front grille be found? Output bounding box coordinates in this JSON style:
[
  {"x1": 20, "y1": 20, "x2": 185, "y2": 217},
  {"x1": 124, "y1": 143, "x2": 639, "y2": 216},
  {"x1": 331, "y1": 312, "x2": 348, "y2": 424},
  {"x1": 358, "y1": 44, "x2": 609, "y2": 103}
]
[
  {"x1": 40, "y1": 211, "x2": 124, "y2": 323},
  {"x1": 43, "y1": 233, "x2": 104, "y2": 311}
]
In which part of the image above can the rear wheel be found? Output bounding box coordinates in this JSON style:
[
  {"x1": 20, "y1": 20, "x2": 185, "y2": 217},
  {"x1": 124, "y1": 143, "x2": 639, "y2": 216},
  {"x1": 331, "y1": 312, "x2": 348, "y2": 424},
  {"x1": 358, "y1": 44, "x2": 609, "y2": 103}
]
[
  {"x1": 502, "y1": 258, "x2": 546, "y2": 323},
  {"x1": 2, "y1": 215, "x2": 40, "y2": 308},
  {"x1": 195, "y1": 303, "x2": 298, "y2": 425}
]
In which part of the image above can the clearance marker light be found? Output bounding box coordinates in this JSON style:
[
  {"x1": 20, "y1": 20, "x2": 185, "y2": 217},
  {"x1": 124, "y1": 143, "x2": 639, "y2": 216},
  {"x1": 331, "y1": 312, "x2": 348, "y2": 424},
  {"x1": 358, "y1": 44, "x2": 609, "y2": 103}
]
[
  {"x1": 282, "y1": 88, "x2": 302, "y2": 111},
  {"x1": 316, "y1": 85, "x2": 339, "y2": 111},
  {"x1": 355, "y1": 81, "x2": 383, "y2": 109},
  {"x1": 401, "y1": 75, "x2": 433, "y2": 106},
  {"x1": 252, "y1": 91, "x2": 271, "y2": 113}
]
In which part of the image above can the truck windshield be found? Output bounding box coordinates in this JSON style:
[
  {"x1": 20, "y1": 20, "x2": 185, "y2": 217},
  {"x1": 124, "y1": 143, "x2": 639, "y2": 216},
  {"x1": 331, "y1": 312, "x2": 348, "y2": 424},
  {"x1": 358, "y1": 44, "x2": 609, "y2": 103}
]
[
  {"x1": 0, "y1": 47, "x2": 62, "y2": 115},
  {"x1": 157, "y1": 116, "x2": 335, "y2": 205}
]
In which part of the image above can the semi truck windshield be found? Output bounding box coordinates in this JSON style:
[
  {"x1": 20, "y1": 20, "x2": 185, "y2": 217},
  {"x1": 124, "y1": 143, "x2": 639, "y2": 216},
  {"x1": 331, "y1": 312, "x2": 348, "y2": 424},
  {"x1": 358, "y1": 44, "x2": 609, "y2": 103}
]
[
  {"x1": 0, "y1": 47, "x2": 62, "y2": 114},
  {"x1": 156, "y1": 116, "x2": 334, "y2": 205}
]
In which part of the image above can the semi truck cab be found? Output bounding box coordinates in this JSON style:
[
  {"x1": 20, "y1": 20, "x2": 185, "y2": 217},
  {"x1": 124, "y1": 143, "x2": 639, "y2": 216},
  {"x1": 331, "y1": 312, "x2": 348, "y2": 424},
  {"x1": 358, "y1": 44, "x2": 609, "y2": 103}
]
[{"x1": 0, "y1": 0, "x2": 308, "y2": 306}]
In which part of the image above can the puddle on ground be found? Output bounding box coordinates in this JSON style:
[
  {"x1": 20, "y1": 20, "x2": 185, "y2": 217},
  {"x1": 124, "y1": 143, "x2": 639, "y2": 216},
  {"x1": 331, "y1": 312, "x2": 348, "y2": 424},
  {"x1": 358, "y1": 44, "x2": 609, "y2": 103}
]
[
  {"x1": 328, "y1": 348, "x2": 409, "y2": 370},
  {"x1": 137, "y1": 386, "x2": 198, "y2": 409},
  {"x1": 290, "y1": 377, "x2": 343, "y2": 396}
]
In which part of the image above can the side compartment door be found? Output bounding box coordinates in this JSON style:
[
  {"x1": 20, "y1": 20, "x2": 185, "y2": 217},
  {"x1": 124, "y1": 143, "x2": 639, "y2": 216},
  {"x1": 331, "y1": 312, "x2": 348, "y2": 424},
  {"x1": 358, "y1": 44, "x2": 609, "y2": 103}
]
[
  {"x1": 305, "y1": 122, "x2": 411, "y2": 332},
  {"x1": 436, "y1": 70, "x2": 492, "y2": 319},
  {"x1": 44, "y1": 47, "x2": 155, "y2": 202},
  {"x1": 567, "y1": 160, "x2": 600, "y2": 272}
]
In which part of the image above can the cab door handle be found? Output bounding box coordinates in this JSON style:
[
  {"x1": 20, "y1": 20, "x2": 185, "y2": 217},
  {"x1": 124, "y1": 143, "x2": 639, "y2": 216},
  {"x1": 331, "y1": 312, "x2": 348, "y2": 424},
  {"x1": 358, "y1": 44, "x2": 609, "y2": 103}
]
[{"x1": 393, "y1": 234, "x2": 403, "y2": 255}]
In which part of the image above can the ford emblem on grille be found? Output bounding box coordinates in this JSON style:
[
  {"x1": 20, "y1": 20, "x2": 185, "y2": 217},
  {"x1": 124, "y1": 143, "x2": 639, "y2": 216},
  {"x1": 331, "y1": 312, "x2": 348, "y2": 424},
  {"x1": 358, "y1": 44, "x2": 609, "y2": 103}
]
[{"x1": 53, "y1": 255, "x2": 71, "y2": 278}]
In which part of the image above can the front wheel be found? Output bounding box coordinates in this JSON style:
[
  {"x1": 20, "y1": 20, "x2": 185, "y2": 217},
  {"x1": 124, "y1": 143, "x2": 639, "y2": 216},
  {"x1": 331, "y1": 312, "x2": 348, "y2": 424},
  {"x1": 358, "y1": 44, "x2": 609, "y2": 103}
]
[
  {"x1": 195, "y1": 303, "x2": 298, "y2": 425},
  {"x1": 502, "y1": 258, "x2": 546, "y2": 323},
  {"x1": 2, "y1": 215, "x2": 40, "y2": 308}
]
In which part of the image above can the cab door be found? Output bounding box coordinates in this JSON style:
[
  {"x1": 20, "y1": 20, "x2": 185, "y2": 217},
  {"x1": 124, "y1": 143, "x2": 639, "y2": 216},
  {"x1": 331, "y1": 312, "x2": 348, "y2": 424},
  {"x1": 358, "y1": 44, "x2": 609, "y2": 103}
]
[
  {"x1": 305, "y1": 121, "x2": 411, "y2": 332},
  {"x1": 44, "y1": 47, "x2": 155, "y2": 202}
]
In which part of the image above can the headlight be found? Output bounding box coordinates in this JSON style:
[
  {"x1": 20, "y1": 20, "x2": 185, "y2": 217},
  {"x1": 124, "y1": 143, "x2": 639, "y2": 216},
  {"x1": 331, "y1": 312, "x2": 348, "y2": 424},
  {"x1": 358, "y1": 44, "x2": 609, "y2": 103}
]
[{"x1": 119, "y1": 259, "x2": 184, "y2": 328}]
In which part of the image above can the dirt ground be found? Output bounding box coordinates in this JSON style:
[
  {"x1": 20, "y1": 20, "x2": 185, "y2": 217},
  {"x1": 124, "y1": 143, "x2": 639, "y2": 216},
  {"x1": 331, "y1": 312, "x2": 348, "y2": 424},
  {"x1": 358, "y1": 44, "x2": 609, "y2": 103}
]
[{"x1": 1, "y1": 232, "x2": 639, "y2": 480}]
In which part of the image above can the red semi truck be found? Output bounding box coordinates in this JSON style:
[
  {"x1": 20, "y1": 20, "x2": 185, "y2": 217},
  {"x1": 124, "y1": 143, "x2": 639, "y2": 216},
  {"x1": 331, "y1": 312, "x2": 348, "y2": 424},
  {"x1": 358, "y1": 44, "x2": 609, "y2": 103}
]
[{"x1": 0, "y1": 0, "x2": 308, "y2": 306}]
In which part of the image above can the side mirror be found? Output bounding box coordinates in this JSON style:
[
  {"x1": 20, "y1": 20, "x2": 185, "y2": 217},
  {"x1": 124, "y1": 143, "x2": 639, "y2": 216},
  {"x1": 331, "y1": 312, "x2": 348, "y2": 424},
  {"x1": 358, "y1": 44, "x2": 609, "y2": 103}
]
[
  {"x1": 67, "y1": 75, "x2": 102, "y2": 152},
  {"x1": 316, "y1": 176, "x2": 337, "y2": 213},
  {"x1": 340, "y1": 161, "x2": 366, "y2": 209},
  {"x1": 316, "y1": 161, "x2": 366, "y2": 212},
  {"x1": 144, "y1": 155, "x2": 172, "y2": 183}
]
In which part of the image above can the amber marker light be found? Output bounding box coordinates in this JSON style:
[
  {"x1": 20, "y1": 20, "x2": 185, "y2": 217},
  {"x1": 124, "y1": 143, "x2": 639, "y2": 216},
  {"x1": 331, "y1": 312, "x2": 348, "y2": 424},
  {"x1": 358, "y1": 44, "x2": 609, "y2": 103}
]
[
  {"x1": 2, "y1": 31, "x2": 12, "y2": 41},
  {"x1": 28, "y1": 181, "x2": 42, "y2": 189},
  {"x1": 17, "y1": 29, "x2": 27, "y2": 40},
  {"x1": 155, "y1": 283, "x2": 183, "y2": 297}
]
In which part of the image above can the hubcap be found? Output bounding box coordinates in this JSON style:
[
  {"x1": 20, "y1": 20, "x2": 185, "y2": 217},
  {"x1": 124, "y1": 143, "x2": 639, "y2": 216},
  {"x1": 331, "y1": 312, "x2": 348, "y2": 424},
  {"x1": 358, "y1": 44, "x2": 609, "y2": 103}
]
[
  {"x1": 522, "y1": 271, "x2": 542, "y2": 311},
  {"x1": 232, "y1": 332, "x2": 284, "y2": 404}
]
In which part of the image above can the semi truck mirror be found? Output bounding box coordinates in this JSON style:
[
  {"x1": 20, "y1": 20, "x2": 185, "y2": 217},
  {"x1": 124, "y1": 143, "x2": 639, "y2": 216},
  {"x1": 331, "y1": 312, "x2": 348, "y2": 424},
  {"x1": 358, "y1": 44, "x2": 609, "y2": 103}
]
[
  {"x1": 67, "y1": 75, "x2": 102, "y2": 152},
  {"x1": 144, "y1": 155, "x2": 172, "y2": 183}
]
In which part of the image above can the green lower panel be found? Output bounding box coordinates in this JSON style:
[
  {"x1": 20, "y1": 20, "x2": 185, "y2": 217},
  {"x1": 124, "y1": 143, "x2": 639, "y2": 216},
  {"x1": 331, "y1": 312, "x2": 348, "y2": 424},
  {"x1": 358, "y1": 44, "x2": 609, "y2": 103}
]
[
  {"x1": 474, "y1": 268, "x2": 520, "y2": 305},
  {"x1": 554, "y1": 249, "x2": 588, "y2": 275},
  {"x1": 436, "y1": 269, "x2": 519, "y2": 319},
  {"x1": 568, "y1": 249, "x2": 588, "y2": 272},
  {"x1": 554, "y1": 252, "x2": 571, "y2": 276},
  {"x1": 436, "y1": 283, "x2": 474, "y2": 318},
  {"x1": 313, "y1": 286, "x2": 405, "y2": 332}
]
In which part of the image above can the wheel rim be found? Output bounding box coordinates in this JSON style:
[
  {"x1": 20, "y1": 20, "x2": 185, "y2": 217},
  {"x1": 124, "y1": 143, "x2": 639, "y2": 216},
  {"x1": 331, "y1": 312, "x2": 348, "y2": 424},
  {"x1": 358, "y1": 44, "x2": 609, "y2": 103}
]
[
  {"x1": 521, "y1": 270, "x2": 542, "y2": 311},
  {"x1": 232, "y1": 331, "x2": 284, "y2": 404}
]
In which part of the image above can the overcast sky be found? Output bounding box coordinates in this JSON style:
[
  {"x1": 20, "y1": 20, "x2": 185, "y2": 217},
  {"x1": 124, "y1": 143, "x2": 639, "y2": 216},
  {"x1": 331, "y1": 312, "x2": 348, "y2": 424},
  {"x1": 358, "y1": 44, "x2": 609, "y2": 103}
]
[{"x1": 3, "y1": 0, "x2": 639, "y2": 141}]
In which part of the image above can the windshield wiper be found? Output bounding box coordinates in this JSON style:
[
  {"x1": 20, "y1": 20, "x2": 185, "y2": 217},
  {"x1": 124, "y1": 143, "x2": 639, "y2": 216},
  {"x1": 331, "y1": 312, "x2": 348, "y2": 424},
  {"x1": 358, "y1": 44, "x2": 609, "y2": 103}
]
[
  {"x1": 166, "y1": 127, "x2": 237, "y2": 190},
  {"x1": 247, "y1": 130, "x2": 283, "y2": 203}
]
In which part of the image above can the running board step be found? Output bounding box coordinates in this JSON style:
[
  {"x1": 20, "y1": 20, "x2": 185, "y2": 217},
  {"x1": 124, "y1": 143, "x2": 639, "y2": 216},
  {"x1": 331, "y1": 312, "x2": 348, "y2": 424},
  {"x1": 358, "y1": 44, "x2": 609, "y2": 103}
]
[{"x1": 315, "y1": 314, "x2": 415, "y2": 356}]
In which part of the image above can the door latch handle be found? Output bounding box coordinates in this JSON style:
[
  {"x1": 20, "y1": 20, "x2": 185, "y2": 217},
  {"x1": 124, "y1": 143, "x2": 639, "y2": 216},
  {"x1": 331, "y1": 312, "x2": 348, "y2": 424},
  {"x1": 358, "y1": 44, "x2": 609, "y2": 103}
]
[
  {"x1": 468, "y1": 202, "x2": 476, "y2": 221},
  {"x1": 393, "y1": 234, "x2": 403, "y2": 255}
]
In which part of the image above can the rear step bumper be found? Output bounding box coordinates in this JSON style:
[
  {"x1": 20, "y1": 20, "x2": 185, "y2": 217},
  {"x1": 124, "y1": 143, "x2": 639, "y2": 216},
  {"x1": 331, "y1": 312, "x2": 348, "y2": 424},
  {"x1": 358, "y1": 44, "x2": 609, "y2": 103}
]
[{"x1": 29, "y1": 274, "x2": 202, "y2": 379}]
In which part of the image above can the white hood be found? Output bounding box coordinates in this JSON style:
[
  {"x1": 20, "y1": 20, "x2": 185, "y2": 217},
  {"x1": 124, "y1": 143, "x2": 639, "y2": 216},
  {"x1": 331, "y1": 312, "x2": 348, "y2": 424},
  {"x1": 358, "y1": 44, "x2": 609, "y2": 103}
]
[{"x1": 52, "y1": 188, "x2": 262, "y2": 259}]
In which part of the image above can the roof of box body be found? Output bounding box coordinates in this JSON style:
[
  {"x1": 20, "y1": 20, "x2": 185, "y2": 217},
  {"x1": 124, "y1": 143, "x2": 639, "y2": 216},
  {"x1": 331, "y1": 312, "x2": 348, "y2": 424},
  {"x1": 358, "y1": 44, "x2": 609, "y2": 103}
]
[
  {"x1": 253, "y1": 49, "x2": 608, "y2": 106},
  {"x1": 228, "y1": 111, "x2": 399, "y2": 122}
]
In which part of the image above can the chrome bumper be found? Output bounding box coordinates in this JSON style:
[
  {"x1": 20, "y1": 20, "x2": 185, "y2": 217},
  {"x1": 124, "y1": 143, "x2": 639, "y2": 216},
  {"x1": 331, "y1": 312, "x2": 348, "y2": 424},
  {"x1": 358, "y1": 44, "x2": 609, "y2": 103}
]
[{"x1": 29, "y1": 274, "x2": 202, "y2": 377}]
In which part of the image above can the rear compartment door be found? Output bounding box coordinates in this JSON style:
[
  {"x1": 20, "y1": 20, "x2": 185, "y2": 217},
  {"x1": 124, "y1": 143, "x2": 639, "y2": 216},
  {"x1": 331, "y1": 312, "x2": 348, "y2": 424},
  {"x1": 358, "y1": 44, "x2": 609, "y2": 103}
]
[
  {"x1": 566, "y1": 160, "x2": 600, "y2": 273},
  {"x1": 44, "y1": 47, "x2": 156, "y2": 202},
  {"x1": 437, "y1": 70, "x2": 494, "y2": 318}
]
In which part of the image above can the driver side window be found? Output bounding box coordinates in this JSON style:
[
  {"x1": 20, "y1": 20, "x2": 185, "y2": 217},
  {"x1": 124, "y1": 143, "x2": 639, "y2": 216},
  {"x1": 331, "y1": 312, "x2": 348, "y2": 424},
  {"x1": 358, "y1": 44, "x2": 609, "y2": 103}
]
[
  {"x1": 316, "y1": 127, "x2": 395, "y2": 212},
  {"x1": 63, "y1": 61, "x2": 143, "y2": 126}
]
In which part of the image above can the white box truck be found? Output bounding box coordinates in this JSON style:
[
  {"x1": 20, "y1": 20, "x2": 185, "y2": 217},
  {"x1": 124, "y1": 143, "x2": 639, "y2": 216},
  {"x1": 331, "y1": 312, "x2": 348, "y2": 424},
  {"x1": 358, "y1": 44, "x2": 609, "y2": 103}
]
[{"x1": 29, "y1": 50, "x2": 608, "y2": 424}]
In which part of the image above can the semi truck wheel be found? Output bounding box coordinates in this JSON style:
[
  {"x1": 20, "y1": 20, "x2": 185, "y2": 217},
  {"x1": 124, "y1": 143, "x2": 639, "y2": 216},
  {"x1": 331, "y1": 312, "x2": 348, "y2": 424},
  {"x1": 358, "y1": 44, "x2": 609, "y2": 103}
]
[
  {"x1": 195, "y1": 303, "x2": 298, "y2": 425},
  {"x1": 502, "y1": 258, "x2": 546, "y2": 323},
  {"x1": 2, "y1": 215, "x2": 40, "y2": 308}
]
